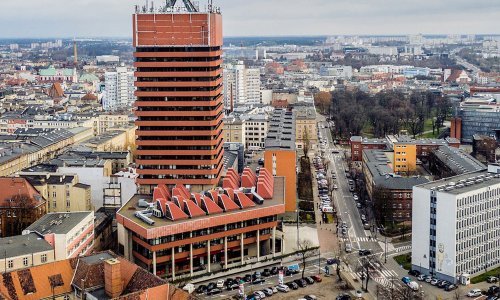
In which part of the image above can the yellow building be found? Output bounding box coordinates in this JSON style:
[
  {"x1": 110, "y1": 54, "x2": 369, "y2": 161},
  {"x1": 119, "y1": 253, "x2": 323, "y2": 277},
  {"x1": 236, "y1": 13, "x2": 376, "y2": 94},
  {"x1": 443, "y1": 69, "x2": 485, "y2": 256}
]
[
  {"x1": 223, "y1": 117, "x2": 246, "y2": 146},
  {"x1": 295, "y1": 107, "x2": 318, "y2": 152},
  {"x1": 97, "y1": 114, "x2": 130, "y2": 135},
  {"x1": 83, "y1": 126, "x2": 135, "y2": 152},
  {"x1": 19, "y1": 173, "x2": 93, "y2": 212},
  {"x1": 393, "y1": 143, "x2": 417, "y2": 173}
]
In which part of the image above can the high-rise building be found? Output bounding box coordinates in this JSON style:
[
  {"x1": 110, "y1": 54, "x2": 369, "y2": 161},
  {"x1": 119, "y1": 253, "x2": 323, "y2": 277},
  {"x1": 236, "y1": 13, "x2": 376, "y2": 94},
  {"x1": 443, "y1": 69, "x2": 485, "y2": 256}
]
[
  {"x1": 104, "y1": 67, "x2": 136, "y2": 111},
  {"x1": 133, "y1": 1, "x2": 224, "y2": 193},
  {"x1": 223, "y1": 61, "x2": 261, "y2": 111}
]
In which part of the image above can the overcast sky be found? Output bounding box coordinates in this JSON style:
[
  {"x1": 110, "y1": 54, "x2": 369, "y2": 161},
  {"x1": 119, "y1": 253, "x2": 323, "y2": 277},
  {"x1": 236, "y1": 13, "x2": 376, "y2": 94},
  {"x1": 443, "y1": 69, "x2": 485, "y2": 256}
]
[{"x1": 0, "y1": 0, "x2": 499, "y2": 38}]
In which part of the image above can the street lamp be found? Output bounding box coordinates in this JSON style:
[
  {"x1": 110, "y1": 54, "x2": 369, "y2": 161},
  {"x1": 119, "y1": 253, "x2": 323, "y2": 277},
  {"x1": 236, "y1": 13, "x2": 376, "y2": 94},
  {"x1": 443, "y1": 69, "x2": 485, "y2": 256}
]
[{"x1": 295, "y1": 209, "x2": 300, "y2": 249}]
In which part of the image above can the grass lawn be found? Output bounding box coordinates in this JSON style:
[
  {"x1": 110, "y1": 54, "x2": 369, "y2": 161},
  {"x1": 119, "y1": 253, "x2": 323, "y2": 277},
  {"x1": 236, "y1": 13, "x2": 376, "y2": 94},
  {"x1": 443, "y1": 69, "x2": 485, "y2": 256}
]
[
  {"x1": 394, "y1": 253, "x2": 412, "y2": 270},
  {"x1": 471, "y1": 266, "x2": 500, "y2": 284}
]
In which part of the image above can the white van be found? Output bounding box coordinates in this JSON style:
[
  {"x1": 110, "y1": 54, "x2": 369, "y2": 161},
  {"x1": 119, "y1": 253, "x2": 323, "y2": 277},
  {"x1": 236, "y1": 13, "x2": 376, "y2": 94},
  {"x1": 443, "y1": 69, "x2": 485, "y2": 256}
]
[{"x1": 322, "y1": 207, "x2": 334, "y2": 213}]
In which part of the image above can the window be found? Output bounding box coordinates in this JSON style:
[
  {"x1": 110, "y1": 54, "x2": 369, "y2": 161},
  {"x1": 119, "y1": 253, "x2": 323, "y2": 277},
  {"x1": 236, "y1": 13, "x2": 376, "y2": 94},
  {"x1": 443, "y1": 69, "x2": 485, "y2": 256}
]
[
  {"x1": 41, "y1": 254, "x2": 47, "y2": 263},
  {"x1": 7, "y1": 260, "x2": 13, "y2": 269},
  {"x1": 23, "y1": 257, "x2": 28, "y2": 266}
]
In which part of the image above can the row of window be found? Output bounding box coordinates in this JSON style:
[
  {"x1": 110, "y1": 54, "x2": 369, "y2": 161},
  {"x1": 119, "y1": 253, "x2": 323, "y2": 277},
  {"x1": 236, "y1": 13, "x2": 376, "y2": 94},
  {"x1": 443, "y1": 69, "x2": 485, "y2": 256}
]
[{"x1": 6, "y1": 254, "x2": 47, "y2": 269}]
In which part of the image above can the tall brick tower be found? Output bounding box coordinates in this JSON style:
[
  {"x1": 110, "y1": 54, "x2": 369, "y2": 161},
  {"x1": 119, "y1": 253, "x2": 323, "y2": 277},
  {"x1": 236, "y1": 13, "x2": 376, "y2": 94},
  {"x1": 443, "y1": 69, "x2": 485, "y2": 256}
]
[{"x1": 133, "y1": 1, "x2": 224, "y2": 193}]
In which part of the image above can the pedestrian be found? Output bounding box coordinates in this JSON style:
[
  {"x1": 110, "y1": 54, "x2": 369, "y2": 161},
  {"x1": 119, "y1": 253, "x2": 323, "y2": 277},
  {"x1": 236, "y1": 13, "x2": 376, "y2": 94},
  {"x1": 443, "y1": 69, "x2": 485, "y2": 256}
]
[{"x1": 320, "y1": 220, "x2": 322, "y2": 225}]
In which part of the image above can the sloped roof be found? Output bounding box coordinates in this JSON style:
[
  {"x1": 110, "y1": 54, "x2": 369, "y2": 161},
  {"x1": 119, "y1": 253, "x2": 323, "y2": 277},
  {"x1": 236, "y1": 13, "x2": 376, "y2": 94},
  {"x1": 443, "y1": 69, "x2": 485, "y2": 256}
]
[
  {"x1": 183, "y1": 200, "x2": 206, "y2": 218},
  {"x1": 200, "y1": 196, "x2": 223, "y2": 215},
  {"x1": 218, "y1": 194, "x2": 240, "y2": 212},
  {"x1": 0, "y1": 177, "x2": 45, "y2": 208},
  {"x1": 234, "y1": 191, "x2": 256, "y2": 209},
  {"x1": 164, "y1": 201, "x2": 188, "y2": 221}
]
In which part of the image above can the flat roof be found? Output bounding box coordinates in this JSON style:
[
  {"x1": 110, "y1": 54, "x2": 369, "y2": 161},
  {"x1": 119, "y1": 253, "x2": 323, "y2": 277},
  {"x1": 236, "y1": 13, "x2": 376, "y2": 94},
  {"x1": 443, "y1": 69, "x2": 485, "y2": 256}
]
[
  {"x1": 24, "y1": 212, "x2": 92, "y2": 235},
  {"x1": 416, "y1": 170, "x2": 500, "y2": 195},
  {"x1": 0, "y1": 233, "x2": 52, "y2": 259},
  {"x1": 117, "y1": 177, "x2": 285, "y2": 231},
  {"x1": 432, "y1": 145, "x2": 486, "y2": 174}
]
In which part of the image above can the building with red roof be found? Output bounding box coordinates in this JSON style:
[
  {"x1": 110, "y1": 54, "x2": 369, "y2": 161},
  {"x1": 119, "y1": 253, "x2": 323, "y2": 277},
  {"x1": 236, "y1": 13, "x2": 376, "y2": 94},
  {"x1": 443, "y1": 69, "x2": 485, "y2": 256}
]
[{"x1": 116, "y1": 168, "x2": 285, "y2": 280}]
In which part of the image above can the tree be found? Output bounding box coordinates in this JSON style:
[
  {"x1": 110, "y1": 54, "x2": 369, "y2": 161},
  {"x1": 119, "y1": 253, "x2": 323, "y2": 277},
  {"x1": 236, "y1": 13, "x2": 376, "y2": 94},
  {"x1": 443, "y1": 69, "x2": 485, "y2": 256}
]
[
  {"x1": 295, "y1": 239, "x2": 317, "y2": 279},
  {"x1": 314, "y1": 91, "x2": 332, "y2": 114},
  {"x1": 372, "y1": 186, "x2": 395, "y2": 226},
  {"x1": 302, "y1": 128, "x2": 311, "y2": 158}
]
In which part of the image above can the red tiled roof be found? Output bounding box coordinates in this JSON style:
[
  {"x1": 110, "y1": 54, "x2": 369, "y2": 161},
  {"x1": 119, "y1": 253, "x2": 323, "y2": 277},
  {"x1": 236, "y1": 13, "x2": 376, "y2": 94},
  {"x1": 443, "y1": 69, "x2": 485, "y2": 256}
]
[
  {"x1": 183, "y1": 200, "x2": 206, "y2": 218},
  {"x1": 0, "y1": 178, "x2": 45, "y2": 208},
  {"x1": 200, "y1": 196, "x2": 223, "y2": 215},
  {"x1": 217, "y1": 194, "x2": 240, "y2": 212},
  {"x1": 153, "y1": 184, "x2": 171, "y2": 202},
  {"x1": 174, "y1": 184, "x2": 190, "y2": 199},
  {"x1": 164, "y1": 201, "x2": 188, "y2": 221},
  {"x1": 191, "y1": 193, "x2": 202, "y2": 206},
  {"x1": 224, "y1": 188, "x2": 235, "y2": 201},
  {"x1": 234, "y1": 191, "x2": 256, "y2": 209},
  {"x1": 156, "y1": 198, "x2": 168, "y2": 216}
]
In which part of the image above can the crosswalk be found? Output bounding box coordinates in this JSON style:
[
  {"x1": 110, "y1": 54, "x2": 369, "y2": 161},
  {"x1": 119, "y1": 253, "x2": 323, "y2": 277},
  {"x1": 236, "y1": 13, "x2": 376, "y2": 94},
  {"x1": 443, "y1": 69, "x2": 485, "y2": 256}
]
[
  {"x1": 339, "y1": 237, "x2": 375, "y2": 242},
  {"x1": 393, "y1": 245, "x2": 412, "y2": 253},
  {"x1": 353, "y1": 269, "x2": 399, "y2": 288}
]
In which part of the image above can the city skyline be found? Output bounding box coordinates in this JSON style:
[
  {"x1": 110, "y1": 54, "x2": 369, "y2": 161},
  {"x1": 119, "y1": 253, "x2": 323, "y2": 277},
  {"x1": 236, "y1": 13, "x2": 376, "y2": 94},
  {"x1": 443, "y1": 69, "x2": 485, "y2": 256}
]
[{"x1": 0, "y1": 0, "x2": 499, "y2": 38}]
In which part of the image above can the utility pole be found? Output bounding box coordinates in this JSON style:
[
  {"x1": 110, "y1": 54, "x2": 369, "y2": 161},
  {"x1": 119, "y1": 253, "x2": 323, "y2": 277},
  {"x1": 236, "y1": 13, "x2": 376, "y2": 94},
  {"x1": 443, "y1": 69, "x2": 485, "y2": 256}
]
[{"x1": 384, "y1": 233, "x2": 388, "y2": 264}]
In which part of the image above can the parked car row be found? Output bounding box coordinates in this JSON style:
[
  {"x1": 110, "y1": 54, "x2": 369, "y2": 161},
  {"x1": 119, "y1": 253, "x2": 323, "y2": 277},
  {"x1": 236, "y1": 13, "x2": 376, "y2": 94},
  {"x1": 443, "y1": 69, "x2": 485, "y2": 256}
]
[
  {"x1": 408, "y1": 270, "x2": 458, "y2": 292},
  {"x1": 245, "y1": 276, "x2": 321, "y2": 300}
]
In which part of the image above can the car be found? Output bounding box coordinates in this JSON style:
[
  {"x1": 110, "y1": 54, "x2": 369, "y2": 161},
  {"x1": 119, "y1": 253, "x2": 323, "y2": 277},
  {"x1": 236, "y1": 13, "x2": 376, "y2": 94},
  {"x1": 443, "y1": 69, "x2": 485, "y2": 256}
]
[
  {"x1": 262, "y1": 269, "x2": 271, "y2": 277},
  {"x1": 345, "y1": 243, "x2": 352, "y2": 253},
  {"x1": 262, "y1": 288, "x2": 273, "y2": 296},
  {"x1": 363, "y1": 223, "x2": 371, "y2": 230},
  {"x1": 195, "y1": 285, "x2": 207, "y2": 294},
  {"x1": 294, "y1": 278, "x2": 307, "y2": 287},
  {"x1": 286, "y1": 282, "x2": 299, "y2": 290},
  {"x1": 226, "y1": 282, "x2": 239, "y2": 291},
  {"x1": 258, "y1": 158, "x2": 264, "y2": 166},
  {"x1": 430, "y1": 279, "x2": 439, "y2": 286},
  {"x1": 207, "y1": 282, "x2": 216, "y2": 290},
  {"x1": 408, "y1": 269, "x2": 421, "y2": 276},
  {"x1": 285, "y1": 268, "x2": 292, "y2": 276},
  {"x1": 276, "y1": 284, "x2": 290, "y2": 293},
  {"x1": 416, "y1": 274, "x2": 426, "y2": 281},
  {"x1": 358, "y1": 249, "x2": 372, "y2": 256},
  {"x1": 487, "y1": 276, "x2": 499, "y2": 283},
  {"x1": 424, "y1": 275, "x2": 433, "y2": 283},
  {"x1": 467, "y1": 289, "x2": 482, "y2": 297},
  {"x1": 216, "y1": 279, "x2": 225, "y2": 288},
  {"x1": 360, "y1": 215, "x2": 366, "y2": 221},
  {"x1": 445, "y1": 284, "x2": 458, "y2": 291},
  {"x1": 348, "y1": 179, "x2": 354, "y2": 185},
  {"x1": 304, "y1": 276, "x2": 315, "y2": 285},
  {"x1": 304, "y1": 295, "x2": 317, "y2": 300},
  {"x1": 253, "y1": 271, "x2": 262, "y2": 279},
  {"x1": 254, "y1": 291, "x2": 266, "y2": 299},
  {"x1": 207, "y1": 288, "x2": 222, "y2": 295},
  {"x1": 311, "y1": 275, "x2": 322, "y2": 282},
  {"x1": 485, "y1": 296, "x2": 498, "y2": 300},
  {"x1": 336, "y1": 293, "x2": 352, "y2": 300},
  {"x1": 349, "y1": 186, "x2": 355, "y2": 192},
  {"x1": 438, "y1": 280, "x2": 449, "y2": 288},
  {"x1": 402, "y1": 277, "x2": 412, "y2": 284},
  {"x1": 270, "y1": 266, "x2": 279, "y2": 275},
  {"x1": 271, "y1": 286, "x2": 278, "y2": 294},
  {"x1": 327, "y1": 258, "x2": 338, "y2": 265},
  {"x1": 356, "y1": 202, "x2": 362, "y2": 208},
  {"x1": 253, "y1": 278, "x2": 265, "y2": 285},
  {"x1": 244, "y1": 274, "x2": 252, "y2": 282},
  {"x1": 333, "y1": 184, "x2": 338, "y2": 189},
  {"x1": 487, "y1": 286, "x2": 499, "y2": 295},
  {"x1": 341, "y1": 227, "x2": 347, "y2": 235},
  {"x1": 353, "y1": 195, "x2": 359, "y2": 201},
  {"x1": 341, "y1": 221, "x2": 347, "y2": 228}
]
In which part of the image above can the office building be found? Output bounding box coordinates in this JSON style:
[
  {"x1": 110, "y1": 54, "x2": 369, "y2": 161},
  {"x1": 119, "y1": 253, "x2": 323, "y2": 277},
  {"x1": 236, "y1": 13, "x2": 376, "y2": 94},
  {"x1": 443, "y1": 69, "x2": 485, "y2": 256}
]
[
  {"x1": 133, "y1": 2, "x2": 224, "y2": 193},
  {"x1": 104, "y1": 66, "x2": 136, "y2": 111},
  {"x1": 412, "y1": 169, "x2": 500, "y2": 283},
  {"x1": 451, "y1": 106, "x2": 500, "y2": 143},
  {"x1": 116, "y1": 169, "x2": 284, "y2": 279}
]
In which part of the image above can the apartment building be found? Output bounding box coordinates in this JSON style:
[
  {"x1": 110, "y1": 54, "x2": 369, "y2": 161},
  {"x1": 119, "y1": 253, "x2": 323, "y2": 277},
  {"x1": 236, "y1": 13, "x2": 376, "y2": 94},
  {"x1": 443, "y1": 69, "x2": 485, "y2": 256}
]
[
  {"x1": 0, "y1": 233, "x2": 55, "y2": 273},
  {"x1": 223, "y1": 117, "x2": 246, "y2": 146},
  {"x1": 243, "y1": 114, "x2": 268, "y2": 150},
  {"x1": 19, "y1": 173, "x2": 92, "y2": 212},
  {"x1": 0, "y1": 177, "x2": 47, "y2": 237},
  {"x1": 350, "y1": 136, "x2": 387, "y2": 161},
  {"x1": 103, "y1": 66, "x2": 136, "y2": 111},
  {"x1": 23, "y1": 211, "x2": 94, "y2": 260},
  {"x1": 427, "y1": 145, "x2": 486, "y2": 179},
  {"x1": 412, "y1": 168, "x2": 500, "y2": 283},
  {"x1": 223, "y1": 61, "x2": 261, "y2": 108},
  {"x1": 133, "y1": 5, "x2": 224, "y2": 193},
  {"x1": 295, "y1": 107, "x2": 318, "y2": 152}
]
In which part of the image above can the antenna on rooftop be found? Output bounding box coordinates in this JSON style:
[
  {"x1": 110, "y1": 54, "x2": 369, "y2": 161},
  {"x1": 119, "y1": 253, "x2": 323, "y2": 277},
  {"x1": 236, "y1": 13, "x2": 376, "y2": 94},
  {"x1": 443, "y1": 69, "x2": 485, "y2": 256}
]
[{"x1": 165, "y1": 0, "x2": 199, "y2": 12}]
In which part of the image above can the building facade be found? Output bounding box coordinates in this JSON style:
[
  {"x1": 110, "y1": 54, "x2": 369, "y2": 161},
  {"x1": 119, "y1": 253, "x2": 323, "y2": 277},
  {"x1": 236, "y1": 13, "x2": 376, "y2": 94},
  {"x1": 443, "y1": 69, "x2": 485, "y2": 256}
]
[
  {"x1": 104, "y1": 67, "x2": 136, "y2": 111},
  {"x1": 412, "y1": 169, "x2": 500, "y2": 283},
  {"x1": 133, "y1": 6, "x2": 224, "y2": 193},
  {"x1": 223, "y1": 61, "x2": 261, "y2": 109}
]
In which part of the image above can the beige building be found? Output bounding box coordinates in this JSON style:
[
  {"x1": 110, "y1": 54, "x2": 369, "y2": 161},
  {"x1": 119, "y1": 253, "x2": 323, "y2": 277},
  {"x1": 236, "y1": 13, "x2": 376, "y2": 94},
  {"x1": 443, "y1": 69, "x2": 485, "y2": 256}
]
[
  {"x1": 96, "y1": 114, "x2": 130, "y2": 135},
  {"x1": 295, "y1": 107, "x2": 318, "y2": 152},
  {"x1": 243, "y1": 114, "x2": 268, "y2": 150},
  {"x1": 83, "y1": 126, "x2": 135, "y2": 152},
  {"x1": 223, "y1": 117, "x2": 246, "y2": 146},
  {"x1": 19, "y1": 173, "x2": 93, "y2": 212},
  {"x1": 0, "y1": 233, "x2": 55, "y2": 273}
]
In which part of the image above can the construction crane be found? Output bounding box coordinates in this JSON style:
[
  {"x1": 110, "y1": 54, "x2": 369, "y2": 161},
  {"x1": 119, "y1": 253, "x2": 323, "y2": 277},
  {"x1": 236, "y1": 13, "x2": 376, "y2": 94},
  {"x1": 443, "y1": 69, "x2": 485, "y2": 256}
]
[{"x1": 165, "y1": 0, "x2": 198, "y2": 12}]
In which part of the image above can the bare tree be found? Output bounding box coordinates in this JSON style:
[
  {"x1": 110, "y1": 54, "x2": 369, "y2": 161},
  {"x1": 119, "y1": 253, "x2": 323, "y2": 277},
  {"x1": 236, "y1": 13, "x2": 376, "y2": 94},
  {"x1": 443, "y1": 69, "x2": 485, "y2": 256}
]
[
  {"x1": 302, "y1": 129, "x2": 311, "y2": 158},
  {"x1": 295, "y1": 239, "x2": 317, "y2": 279},
  {"x1": 314, "y1": 91, "x2": 332, "y2": 115}
]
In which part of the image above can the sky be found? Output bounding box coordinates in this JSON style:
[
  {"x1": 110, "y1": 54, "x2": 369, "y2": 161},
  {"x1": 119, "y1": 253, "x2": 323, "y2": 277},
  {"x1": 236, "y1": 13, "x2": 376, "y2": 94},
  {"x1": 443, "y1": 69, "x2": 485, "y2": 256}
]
[{"x1": 0, "y1": 0, "x2": 499, "y2": 38}]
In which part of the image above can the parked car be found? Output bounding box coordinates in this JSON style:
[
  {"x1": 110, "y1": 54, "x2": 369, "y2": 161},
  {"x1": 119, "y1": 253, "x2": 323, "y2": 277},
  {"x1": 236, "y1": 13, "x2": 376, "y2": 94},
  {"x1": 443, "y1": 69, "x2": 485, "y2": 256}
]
[
  {"x1": 424, "y1": 275, "x2": 433, "y2": 283},
  {"x1": 467, "y1": 289, "x2": 482, "y2": 297},
  {"x1": 358, "y1": 249, "x2": 372, "y2": 256},
  {"x1": 262, "y1": 269, "x2": 271, "y2": 277},
  {"x1": 270, "y1": 266, "x2": 279, "y2": 275},
  {"x1": 333, "y1": 184, "x2": 338, "y2": 189},
  {"x1": 430, "y1": 279, "x2": 439, "y2": 286},
  {"x1": 195, "y1": 285, "x2": 207, "y2": 294},
  {"x1": 304, "y1": 276, "x2": 315, "y2": 285},
  {"x1": 253, "y1": 291, "x2": 266, "y2": 299},
  {"x1": 345, "y1": 243, "x2": 352, "y2": 253},
  {"x1": 356, "y1": 202, "x2": 362, "y2": 208},
  {"x1": 207, "y1": 288, "x2": 222, "y2": 296},
  {"x1": 363, "y1": 223, "x2": 371, "y2": 230},
  {"x1": 253, "y1": 278, "x2": 265, "y2": 285},
  {"x1": 353, "y1": 195, "x2": 359, "y2": 201},
  {"x1": 294, "y1": 278, "x2": 307, "y2": 287},
  {"x1": 286, "y1": 282, "x2": 299, "y2": 290},
  {"x1": 438, "y1": 280, "x2": 450, "y2": 288},
  {"x1": 408, "y1": 269, "x2": 421, "y2": 276},
  {"x1": 416, "y1": 274, "x2": 425, "y2": 281},
  {"x1": 401, "y1": 277, "x2": 412, "y2": 284},
  {"x1": 276, "y1": 284, "x2": 289, "y2": 293},
  {"x1": 304, "y1": 295, "x2": 318, "y2": 300},
  {"x1": 487, "y1": 276, "x2": 499, "y2": 283},
  {"x1": 336, "y1": 293, "x2": 352, "y2": 300},
  {"x1": 244, "y1": 274, "x2": 252, "y2": 282},
  {"x1": 487, "y1": 286, "x2": 499, "y2": 295},
  {"x1": 216, "y1": 280, "x2": 225, "y2": 288},
  {"x1": 445, "y1": 284, "x2": 458, "y2": 291},
  {"x1": 207, "y1": 282, "x2": 216, "y2": 290},
  {"x1": 271, "y1": 286, "x2": 278, "y2": 294},
  {"x1": 261, "y1": 288, "x2": 273, "y2": 296},
  {"x1": 226, "y1": 282, "x2": 239, "y2": 291}
]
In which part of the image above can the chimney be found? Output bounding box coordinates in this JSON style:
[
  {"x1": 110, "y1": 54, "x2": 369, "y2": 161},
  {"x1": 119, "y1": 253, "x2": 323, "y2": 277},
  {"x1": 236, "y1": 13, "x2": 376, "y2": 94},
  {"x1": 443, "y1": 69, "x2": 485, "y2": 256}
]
[{"x1": 104, "y1": 259, "x2": 123, "y2": 298}]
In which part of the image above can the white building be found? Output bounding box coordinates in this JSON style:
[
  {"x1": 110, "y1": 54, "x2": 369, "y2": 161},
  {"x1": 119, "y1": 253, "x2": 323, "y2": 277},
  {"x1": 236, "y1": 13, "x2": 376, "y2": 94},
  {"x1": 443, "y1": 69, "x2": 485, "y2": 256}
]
[
  {"x1": 223, "y1": 61, "x2": 261, "y2": 109},
  {"x1": 103, "y1": 67, "x2": 136, "y2": 111},
  {"x1": 241, "y1": 114, "x2": 268, "y2": 150},
  {"x1": 412, "y1": 169, "x2": 500, "y2": 283},
  {"x1": 23, "y1": 212, "x2": 95, "y2": 260}
]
